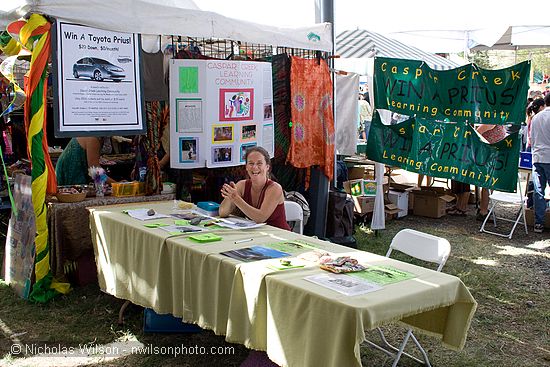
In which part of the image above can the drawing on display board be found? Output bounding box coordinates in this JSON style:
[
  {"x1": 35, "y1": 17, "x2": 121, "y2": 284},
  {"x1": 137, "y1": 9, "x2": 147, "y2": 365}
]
[
  {"x1": 176, "y1": 98, "x2": 203, "y2": 133},
  {"x1": 212, "y1": 124, "x2": 234, "y2": 144},
  {"x1": 263, "y1": 103, "x2": 273, "y2": 120},
  {"x1": 212, "y1": 146, "x2": 233, "y2": 164},
  {"x1": 219, "y1": 89, "x2": 254, "y2": 121},
  {"x1": 179, "y1": 137, "x2": 198, "y2": 163},
  {"x1": 241, "y1": 124, "x2": 257, "y2": 142},
  {"x1": 240, "y1": 142, "x2": 257, "y2": 162}
]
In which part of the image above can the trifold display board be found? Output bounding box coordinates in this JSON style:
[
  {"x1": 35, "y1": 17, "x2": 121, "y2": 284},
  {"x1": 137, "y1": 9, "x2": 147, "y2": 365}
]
[{"x1": 169, "y1": 59, "x2": 274, "y2": 169}]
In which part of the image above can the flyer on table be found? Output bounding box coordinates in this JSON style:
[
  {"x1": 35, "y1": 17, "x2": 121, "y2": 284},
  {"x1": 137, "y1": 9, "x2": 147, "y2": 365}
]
[{"x1": 54, "y1": 21, "x2": 144, "y2": 135}]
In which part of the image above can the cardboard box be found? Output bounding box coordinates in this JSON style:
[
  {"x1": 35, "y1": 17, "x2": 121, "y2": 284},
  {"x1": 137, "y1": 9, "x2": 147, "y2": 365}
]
[
  {"x1": 352, "y1": 195, "x2": 375, "y2": 215},
  {"x1": 412, "y1": 188, "x2": 455, "y2": 218},
  {"x1": 390, "y1": 183, "x2": 416, "y2": 192},
  {"x1": 390, "y1": 183, "x2": 417, "y2": 213},
  {"x1": 525, "y1": 208, "x2": 550, "y2": 228},
  {"x1": 348, "y1": 167, "x2": 366, "y2": 180},
  {"x1": 388, "y1": 190, "x2": 409, "y2": 218},
  {"x1": 343, "y1": 179, "x2": 377, "y2": 197},
  {"x1": 385, "y1": 203, "x2": 401, "y2": 220}
]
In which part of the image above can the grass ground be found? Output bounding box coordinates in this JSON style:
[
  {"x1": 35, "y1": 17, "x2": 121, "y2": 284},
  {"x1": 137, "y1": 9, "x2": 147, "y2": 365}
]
[{"x1": 1, "y1": 204, "x2": 549, "y2": 367}]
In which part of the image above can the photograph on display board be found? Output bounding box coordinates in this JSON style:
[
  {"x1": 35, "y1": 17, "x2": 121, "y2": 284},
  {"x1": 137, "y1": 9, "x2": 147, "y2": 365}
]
[
  {"x1": 179, "y1": 137, "x2": 198, "y2": 163},
  {"x1": 219, "y1": 88, "x2": 254, "y2": 121},
  {"x1": 263, "y1": 103, "x2": 273, "y2": 120},
  {"x1": 212, "y1": 124, "x2": 234, "y2": 144},
  {"x1": 240, "y1": 142, "x2": 257, "y2": 162},
  {"x1": 212, "y1": 146, "x2": 233, "y2": 163},
  {"x1": 241, "y1": 124, "x2": 257, "y2": 142}
]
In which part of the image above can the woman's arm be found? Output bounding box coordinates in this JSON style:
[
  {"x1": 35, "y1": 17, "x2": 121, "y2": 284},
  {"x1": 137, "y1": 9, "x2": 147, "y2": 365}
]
[
  {"x1": 80, "y1": 137, "x2": 116, "y2": 184},
  {"x1": 219, "y1": 180, "x2": 244, "y2": 217},
  {"x1": 222, "y1": 181, "x2": 284, "y2": 223}
]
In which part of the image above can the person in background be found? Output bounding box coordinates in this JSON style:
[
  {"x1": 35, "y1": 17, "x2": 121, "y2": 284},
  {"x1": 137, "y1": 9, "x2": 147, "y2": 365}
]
[
  {"x1": 530, "y1": 93, "x2": 550, "y2": 233},
  {"x1": 360, "y1": 92, "x2": 373, "y2": 139},
  {"x1": 55, "y1": 137, "x2": 115, "y2": 186},
  {"x1": 357, "y1": 93, "x2": 371, "y2": 140},
  {"x1": 475, "y1": 124, "x2": 507, "y2": 221},
  {"x1": 417, "y1": 174, "x2": 432, "y2": 187},
  {"x1": 448, "y1": 180, "x2": 470, "y2": 216},
  {"x1": 523, "y1": 98, "x2": 545, "y2": 208},
  {"x1": 219, "y1": 146, "x2": 290, "y2": 230},
  {"x1": 526, "y1": 98, "x2": 546, "y2": 151}
]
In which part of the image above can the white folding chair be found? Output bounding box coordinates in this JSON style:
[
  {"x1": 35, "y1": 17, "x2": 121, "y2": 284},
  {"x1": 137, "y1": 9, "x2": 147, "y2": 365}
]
[
  {"x1": 480, "y1": 175, "x2": 527, "y2": 239},
  {"x1": 284, "y1": 200, "x2": 303, "y2": 234},
  {"x1": 364, "y1": 229, "x2": 451, "y2": 367}
]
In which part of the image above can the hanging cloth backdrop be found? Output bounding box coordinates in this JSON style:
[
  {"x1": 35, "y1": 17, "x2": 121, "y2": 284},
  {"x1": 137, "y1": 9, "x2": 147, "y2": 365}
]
[
  {"x1": 10, "y1": 14, "x2": 69, "y2": 302},
  {"x1": 271, "y1": 53, "x2": 307, "y2": 192},
  {"x1": 373, "y1": 57, "x2": 530, "y2": 125},
  {"x1": 287, "y1": 57, "x2": 335, "y2": 184},
  {"x1": 335, "y1": 72, "x2": 359, "y2": 156},
  {"x1": 143, "y1": 101, "x2": 169, "y2": 195},
  {"x1": 365, "y1": 111, "x2": 521, "y2": 192}
]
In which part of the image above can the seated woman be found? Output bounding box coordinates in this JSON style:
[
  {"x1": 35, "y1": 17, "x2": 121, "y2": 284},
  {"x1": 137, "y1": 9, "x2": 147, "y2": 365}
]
[
  {"x1": 55, "y1": 137, "x2": 115, "y2": 186},
  {"x1": 219, "y1": 146, "x2": 290, "y2": 231}
]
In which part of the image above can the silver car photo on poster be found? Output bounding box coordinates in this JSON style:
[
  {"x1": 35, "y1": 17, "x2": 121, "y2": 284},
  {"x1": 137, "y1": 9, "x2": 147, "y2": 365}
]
[{"x1": 72, "y1": 57, "x2": 125, "y2": 82}]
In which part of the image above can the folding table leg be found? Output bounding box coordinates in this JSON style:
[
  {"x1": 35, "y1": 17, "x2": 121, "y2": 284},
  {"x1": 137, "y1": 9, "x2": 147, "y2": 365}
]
[{"x1": 118, "y1": 300, "x2": 131, "y2": 325}]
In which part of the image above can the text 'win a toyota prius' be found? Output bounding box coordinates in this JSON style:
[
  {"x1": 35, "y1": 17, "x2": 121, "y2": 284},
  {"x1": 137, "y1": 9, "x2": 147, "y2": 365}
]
[{"x1": 73, "y1": 57, "x2": 125, "y2": 82}]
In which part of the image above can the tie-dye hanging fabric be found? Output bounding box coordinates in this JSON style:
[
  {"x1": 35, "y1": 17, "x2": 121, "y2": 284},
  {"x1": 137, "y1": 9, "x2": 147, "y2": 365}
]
[{"x1": 287, "y1": 57, "x2": 334, "y2": 182}]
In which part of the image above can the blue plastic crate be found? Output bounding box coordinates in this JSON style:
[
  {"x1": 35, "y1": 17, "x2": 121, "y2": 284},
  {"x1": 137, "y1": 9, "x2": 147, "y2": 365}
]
[
  {"x1": 143, "y1": 308, "x2": 202, "y2": 333},
  {"x1": 519, "y1": 151, "x2": 532, "y2": 169}
]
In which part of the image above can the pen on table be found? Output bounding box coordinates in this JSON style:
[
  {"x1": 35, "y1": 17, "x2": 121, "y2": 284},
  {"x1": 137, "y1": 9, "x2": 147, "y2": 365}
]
[{"x1": 234, "y1": 238, "x2": 253, "y2": 244}]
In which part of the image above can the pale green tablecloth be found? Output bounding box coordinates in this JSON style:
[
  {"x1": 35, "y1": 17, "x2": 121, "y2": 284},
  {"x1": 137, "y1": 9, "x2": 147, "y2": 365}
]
[{"x1": 89, "y1": 201, "x2": 476, "y2": 367}]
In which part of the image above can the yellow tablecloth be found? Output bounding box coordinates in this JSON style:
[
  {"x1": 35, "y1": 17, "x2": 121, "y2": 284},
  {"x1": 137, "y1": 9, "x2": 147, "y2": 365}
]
[{"x1": 89, "y1": 201, "x2": 476, "y2": 367}]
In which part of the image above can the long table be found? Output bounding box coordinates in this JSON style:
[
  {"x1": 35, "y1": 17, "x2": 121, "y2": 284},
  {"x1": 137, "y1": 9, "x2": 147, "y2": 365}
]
[{"x1": 89, "y1": 201, "x2": 476, "y2": 367}]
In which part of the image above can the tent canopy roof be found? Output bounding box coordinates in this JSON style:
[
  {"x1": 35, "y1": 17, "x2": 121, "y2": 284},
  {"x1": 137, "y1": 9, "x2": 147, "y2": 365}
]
[
  {"x1": 387, "y1": 26, "x2": 550, "y2": 53},
  {"x1": 336, "y1": 29, "x2": 459, "y2": 70},
  {"x1": 0, "y1": 0, "x2": 332, "y2": 51}
]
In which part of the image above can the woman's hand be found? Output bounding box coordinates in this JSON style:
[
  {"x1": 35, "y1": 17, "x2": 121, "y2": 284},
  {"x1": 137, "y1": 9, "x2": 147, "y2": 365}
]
[{"x1": 221, "y1": 181, "x2": 239, "y2": 201}]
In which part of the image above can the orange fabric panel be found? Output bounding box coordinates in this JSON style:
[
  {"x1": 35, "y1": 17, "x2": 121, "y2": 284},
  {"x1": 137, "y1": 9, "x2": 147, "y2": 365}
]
[{"x1": 287, "y1": 57, "x2": 334, "y2": 184}]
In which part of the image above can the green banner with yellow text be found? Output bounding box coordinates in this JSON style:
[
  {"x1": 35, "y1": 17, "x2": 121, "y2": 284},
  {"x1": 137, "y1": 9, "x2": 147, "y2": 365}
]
[
  {"x1": 365, "y1": 111, "x2": 520, "y2": 192},
  {"x1": 373, "y1": 57, "x2": 530, "y2": 125}
]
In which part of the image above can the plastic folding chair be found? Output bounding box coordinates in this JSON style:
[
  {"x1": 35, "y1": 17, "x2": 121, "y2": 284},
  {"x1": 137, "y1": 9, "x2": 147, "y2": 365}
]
[
  {"x1": 284, "y1": 200, "x2": 303, "y2": 234},
  {"x1": 480, "y1": 175, "x2": 527, "y2": 239},
  {"x1": 364, "y1": 229, "x2": 451, "y2": 367}
]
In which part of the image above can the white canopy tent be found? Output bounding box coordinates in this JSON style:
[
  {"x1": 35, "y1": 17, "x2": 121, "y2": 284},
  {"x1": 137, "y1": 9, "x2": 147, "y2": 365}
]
[
  {"x1": 0, "y1": 0, "x2": 332, "y2": 52},
  {"x1": 334, "y1": 28, "x2": 461, "y2": 77},
  {"x1": 386, "y1": 26, "x2": 550, "y2": 54}
]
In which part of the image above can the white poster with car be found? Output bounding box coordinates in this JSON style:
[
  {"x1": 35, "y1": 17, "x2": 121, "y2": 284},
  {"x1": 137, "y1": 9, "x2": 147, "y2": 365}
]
[
  {"x1": 53, "y1": 21, "x2": 144, "y2": 136},
  {"x1": 169, "y1": 59, "x2": 273, "y2": 169}
]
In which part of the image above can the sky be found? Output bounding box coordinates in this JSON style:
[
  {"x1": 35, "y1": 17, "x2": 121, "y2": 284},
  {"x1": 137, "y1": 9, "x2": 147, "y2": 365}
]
[{"x1": 197, "y1": 1, "x2": 533, "y2": 34}]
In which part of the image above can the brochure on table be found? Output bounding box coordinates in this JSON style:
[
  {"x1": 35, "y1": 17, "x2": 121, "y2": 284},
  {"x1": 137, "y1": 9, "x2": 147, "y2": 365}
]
[
  {"x1": 169, "y1": 59, "x2": 274, "y2": 168},
  {"x1": 305, "y1": 273, "x2": 382, "y2": 297}
]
